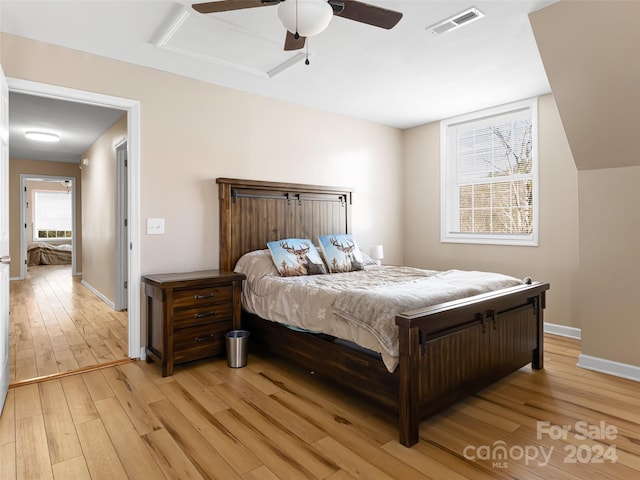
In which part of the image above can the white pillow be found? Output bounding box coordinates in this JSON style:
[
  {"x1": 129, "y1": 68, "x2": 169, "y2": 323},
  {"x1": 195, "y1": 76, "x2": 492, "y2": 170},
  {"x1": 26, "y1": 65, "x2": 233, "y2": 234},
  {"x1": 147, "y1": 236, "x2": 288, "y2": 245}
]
[{"x1": 234, "y1": 249, "x2": 279, "y2": 281}]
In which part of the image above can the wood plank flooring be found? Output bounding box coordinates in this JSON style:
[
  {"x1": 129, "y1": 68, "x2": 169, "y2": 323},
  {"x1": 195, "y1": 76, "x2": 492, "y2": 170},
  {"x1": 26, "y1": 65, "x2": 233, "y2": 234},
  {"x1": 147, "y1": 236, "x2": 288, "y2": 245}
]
[
  {"x1": 0, "y1": 334, "x2": 638, "y2": 479},
  {"x1": 9, "y1": 265, "x2": 129, "y2": 384}
]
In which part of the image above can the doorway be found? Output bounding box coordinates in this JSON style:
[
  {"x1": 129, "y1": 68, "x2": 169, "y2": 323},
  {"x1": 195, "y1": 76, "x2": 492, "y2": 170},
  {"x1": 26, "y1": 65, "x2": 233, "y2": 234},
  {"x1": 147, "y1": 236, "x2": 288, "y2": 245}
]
[
  {"x1": 7, "y1": 78, "x2": 141, "y2": 383},
  {"x1": 19, "y1": 175, "x2": 77, "y2": 279}
]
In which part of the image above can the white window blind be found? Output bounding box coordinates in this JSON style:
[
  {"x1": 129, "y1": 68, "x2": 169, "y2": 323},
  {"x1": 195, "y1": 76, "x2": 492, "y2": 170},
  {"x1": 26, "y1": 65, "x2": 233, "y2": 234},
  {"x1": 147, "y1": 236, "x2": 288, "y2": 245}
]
[
  {"x1": 34, "y1": 191, "x2": 72, "y2": 239},
  {"x1": 441, "y1": 98, "x2": 538, "y2": 246}
]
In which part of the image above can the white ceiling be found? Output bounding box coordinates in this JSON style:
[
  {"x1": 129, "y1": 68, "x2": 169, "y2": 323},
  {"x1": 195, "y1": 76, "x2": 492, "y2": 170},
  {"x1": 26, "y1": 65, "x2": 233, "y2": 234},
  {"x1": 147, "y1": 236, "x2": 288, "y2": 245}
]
[
  {"x1": 1, "y1": 0, "x2": 555, "y2": 155},
  {"x1": 9, "y1": 92, "x2": 125, "y2": 163}
]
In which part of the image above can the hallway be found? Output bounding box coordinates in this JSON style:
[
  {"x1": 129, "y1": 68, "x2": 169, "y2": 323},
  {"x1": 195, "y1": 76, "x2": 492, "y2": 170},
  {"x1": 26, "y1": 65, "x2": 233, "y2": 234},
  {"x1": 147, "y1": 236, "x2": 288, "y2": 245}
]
[{"x1": 9, "y1": 265, "x2": 128, "y2": 385}]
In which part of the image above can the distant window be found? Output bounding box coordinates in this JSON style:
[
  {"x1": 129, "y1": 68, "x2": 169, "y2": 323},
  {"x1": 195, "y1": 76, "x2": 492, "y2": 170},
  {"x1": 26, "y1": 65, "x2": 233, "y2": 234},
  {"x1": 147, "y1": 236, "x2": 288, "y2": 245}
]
[
  {"x1": 441, "y1": 98, "x2": 538, "y2": 246},
  {"x1": 33, "y1": 191, "x2": 72, "y2": 241}
]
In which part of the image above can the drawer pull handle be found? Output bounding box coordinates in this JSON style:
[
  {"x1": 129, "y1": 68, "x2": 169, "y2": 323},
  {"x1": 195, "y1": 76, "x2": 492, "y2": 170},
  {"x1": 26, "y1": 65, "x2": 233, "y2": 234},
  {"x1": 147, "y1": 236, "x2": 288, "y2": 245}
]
[
  {"x1": 195, "y1": 334, "x2": 215, "y2": 342},
  {"x1": 195, "y1": 311, "x2": 216, "y2": 319},
  {"x1": 195, "y1": 293, "x2": 215, "y2": 300}
]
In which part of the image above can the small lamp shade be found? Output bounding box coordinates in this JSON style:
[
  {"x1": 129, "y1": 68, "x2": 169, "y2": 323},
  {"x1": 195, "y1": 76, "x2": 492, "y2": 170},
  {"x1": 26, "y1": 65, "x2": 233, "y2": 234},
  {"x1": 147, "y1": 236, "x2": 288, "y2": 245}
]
[
  {"x1": 371, "y1": 245, "x2": 384, "y2": 265},
  {"x1": 278, "y1": 0, "x2": 333, "y2": 37}
]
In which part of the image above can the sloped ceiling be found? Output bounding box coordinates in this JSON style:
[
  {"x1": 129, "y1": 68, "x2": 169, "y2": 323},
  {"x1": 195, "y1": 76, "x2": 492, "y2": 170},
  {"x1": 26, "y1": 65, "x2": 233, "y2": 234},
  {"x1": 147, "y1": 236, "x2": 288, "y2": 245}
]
[{"x1": 529, "y1": 0, "x2": 640, "y2": 170}]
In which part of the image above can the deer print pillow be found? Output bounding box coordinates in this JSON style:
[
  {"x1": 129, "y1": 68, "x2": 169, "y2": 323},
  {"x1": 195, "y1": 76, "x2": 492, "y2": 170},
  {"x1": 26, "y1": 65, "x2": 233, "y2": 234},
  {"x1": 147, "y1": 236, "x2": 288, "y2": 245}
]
[
  {"x1": 267, "y1": 238, "x2": 328, "y2": 276},
  {"x1": 317, "y1": 234, "x2": 365, "y2": 273}
]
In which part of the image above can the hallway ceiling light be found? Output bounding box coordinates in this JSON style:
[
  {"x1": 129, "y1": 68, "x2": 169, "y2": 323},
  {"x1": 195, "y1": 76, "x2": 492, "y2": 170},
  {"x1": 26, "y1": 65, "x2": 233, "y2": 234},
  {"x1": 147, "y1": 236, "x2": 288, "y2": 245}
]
[{"x1": 25, "y1": 131, "x2": 60, "y2": 143}]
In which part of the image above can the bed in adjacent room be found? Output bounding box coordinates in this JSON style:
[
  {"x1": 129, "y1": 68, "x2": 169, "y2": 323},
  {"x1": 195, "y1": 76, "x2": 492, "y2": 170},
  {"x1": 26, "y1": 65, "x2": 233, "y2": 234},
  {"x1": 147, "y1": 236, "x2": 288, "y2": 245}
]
[
  {"x1": 27, "y1": 242, "x2": 72, "y2": 265},
  {"x1": 217, "y1": 177, "x2": 550, "y2": 447}
]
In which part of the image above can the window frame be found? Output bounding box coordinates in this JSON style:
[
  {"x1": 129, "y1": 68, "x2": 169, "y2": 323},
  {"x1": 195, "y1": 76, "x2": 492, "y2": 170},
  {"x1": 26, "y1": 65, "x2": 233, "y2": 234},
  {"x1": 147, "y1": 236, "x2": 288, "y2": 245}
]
[
  {"x1": 440, "y1": 97, "x2": 539, "y2": 246},
  {"x1": 33, "y1": 190, "x2": 73, "y2": 242}
]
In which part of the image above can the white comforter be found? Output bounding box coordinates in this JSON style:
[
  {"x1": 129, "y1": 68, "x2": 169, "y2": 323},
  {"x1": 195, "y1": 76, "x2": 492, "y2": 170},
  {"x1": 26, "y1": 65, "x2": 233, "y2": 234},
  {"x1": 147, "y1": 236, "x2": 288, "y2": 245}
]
[{"x1": 235, "y1": 250, "x2": 523, "y2": 372}]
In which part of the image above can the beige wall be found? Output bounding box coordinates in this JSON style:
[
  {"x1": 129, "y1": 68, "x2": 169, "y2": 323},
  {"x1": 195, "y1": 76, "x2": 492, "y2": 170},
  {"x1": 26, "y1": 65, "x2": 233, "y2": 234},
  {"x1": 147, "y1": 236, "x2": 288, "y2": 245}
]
[
  {"x1": 529, "y1": 1, "x2": 640, "y2": 369},
  {"x1": 81, "y1": 114, "x2": 127, "y2": 304},
  {"x1": 8, "y1": 158, "x2": 82, "y2": 278},
  {"x1": 402, "y1": 94, "x2": 580, "y2": 328},
  {"x1": 135, "y1": 73, "x2": 403, "y2": 274},
  {"x1": 1, "y1": 33, "x2": 403, "y2": 325},
  {"x1": 578, "y1": 167, "x2": 640, "y2": 367}
]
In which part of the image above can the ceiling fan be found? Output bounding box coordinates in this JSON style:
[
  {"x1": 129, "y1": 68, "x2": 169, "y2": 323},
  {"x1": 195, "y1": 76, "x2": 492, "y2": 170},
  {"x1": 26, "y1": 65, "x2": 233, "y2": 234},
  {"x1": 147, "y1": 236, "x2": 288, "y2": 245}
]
[{"x1": 191, "y1": 0, "x2": 403, "y2": 52}]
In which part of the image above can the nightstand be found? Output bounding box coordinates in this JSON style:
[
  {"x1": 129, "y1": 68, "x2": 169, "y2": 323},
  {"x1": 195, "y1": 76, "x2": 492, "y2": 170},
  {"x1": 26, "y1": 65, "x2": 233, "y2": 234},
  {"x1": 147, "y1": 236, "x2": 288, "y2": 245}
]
[{"x1": 142, "y1": 270, "x2": 245, "y2": 376}]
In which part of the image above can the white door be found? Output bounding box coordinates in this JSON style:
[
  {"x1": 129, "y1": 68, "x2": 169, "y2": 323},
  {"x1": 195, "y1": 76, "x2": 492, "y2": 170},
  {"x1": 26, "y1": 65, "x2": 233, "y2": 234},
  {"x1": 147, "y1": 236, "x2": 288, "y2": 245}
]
[
  {"x1": 115, "y1": 141, "x2": 128, "y2": 311},
  {"x1": 0, "y1": 65, "x2": 10, "y2": 413}
]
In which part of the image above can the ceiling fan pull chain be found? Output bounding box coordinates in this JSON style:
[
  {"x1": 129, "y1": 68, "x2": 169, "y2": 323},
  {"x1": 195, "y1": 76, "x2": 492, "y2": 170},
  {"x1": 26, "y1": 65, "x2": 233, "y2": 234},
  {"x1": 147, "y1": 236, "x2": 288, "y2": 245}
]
[
  {"x1": 294, "y1": 0, "x2": 300, "y2": 39},
  {"x1": 305, "y1": 40, "x2": 310, "y2": 65}
]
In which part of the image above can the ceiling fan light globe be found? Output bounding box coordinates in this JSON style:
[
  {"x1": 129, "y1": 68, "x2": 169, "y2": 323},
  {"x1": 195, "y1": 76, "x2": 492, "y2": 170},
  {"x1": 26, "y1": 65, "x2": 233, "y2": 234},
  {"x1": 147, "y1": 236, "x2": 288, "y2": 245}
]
[{"x1": 278, "y1": 0, "x2": 333, "y2": 37}]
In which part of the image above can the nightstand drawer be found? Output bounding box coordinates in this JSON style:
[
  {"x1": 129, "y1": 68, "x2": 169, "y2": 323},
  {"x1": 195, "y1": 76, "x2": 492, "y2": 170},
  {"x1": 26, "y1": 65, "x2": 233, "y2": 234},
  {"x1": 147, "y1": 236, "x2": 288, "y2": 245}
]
[
  {"x1": 173, "y1": 302, "x2": 232, "y2": 329},
  {"x1": 172, "y1": 322, "x2": 230, "y2": 362},
  {"x1": 173, "y1": 285, "x2": 233, "y2": 309}
]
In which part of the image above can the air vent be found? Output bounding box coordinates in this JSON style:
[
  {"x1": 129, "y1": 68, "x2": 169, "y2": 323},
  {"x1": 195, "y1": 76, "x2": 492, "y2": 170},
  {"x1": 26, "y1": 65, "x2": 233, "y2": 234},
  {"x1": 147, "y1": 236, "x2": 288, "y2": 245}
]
[{"x1": 428, "y1": 7, "x2": 485, "y2": 35}]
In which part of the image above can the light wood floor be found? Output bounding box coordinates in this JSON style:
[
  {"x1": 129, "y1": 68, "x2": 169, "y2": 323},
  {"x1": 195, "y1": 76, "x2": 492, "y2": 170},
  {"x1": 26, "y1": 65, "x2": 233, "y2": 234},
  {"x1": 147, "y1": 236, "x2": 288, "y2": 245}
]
[
  {"x1": 0, "y1": 334, "x2": 638, "y2": 479},
  {"x1": 9, "y1": 265, "x2": 129, "y2": 384}
]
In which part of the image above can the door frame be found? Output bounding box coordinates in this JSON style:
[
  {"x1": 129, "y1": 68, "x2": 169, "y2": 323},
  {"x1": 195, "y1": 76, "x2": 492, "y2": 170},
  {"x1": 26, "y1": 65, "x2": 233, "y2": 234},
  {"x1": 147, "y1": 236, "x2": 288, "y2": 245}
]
[
  {"x1": 19, "y1": 175, "x2": 78, "y2": 278},
  {"x1": 8, "y1": 77, "x2": 142, "y2": 359},
  {"x1": 1, "y1": 65, "x2": 9, "y2": 414}
]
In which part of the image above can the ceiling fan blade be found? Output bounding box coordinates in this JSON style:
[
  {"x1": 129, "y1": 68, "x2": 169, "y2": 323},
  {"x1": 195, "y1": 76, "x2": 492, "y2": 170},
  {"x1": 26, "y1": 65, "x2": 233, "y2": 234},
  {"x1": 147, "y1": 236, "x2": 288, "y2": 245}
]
[
  {"x1": 332, "y1": 0, "x2": 403, "y2": 29},
  {"x1": 284, "y1": 31, "x2": 306, "y2": 51},
  {"x1": 192, "y1": 0, "x2": 281, "y2": 14}
]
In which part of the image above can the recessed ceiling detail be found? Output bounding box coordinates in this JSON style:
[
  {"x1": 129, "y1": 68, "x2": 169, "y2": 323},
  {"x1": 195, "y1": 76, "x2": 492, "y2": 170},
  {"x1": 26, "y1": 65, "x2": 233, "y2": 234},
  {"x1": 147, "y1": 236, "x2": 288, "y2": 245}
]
[{"x1": 152, "y1": 6, "x2": 307, "y2": 78}]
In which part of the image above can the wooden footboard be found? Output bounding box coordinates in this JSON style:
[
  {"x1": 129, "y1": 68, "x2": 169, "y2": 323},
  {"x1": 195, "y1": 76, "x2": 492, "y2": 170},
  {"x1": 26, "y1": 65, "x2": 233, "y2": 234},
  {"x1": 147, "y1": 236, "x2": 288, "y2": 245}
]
[{"x1": 396, "y1": 281, "x2": 549, "y2": 446}]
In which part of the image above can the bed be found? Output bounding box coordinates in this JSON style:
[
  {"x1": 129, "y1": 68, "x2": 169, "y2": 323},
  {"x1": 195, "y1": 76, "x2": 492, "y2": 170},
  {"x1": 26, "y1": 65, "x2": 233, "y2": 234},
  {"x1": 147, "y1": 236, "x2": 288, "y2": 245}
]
[
  {"x1": 27, "y1": 242, "x2": 72, "y2": 265},
  {"x1": 217, "y1": 177, "x2": 550, "y2": 447}
]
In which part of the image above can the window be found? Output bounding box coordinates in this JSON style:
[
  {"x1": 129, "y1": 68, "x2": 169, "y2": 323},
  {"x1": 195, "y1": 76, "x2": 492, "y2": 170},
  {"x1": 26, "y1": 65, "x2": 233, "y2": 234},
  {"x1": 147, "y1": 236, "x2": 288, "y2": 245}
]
[
  {"x1": 33, "y1": 190, "x2": 72, "y2": 240},
  {"x1": 441, "y1": 98, "x2": 538, "y2": 246}
]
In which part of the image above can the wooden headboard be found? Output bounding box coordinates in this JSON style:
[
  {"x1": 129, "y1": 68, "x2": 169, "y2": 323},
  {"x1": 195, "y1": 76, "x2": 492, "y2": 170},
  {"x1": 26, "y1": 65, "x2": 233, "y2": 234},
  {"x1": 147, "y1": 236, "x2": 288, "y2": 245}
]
[{"x1": 217, "y1": 178, "x2": 354, "y2": 271}]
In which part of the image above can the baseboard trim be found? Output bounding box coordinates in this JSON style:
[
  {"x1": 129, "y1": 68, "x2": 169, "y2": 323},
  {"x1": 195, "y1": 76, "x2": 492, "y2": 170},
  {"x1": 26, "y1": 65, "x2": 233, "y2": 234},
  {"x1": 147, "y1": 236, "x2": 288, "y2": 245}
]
[
  {"x1": 577, "y1": 354, "x2": 640, "y2": 382},
  {"x1": 81, "y1": 280, "x2": 116, "y2": 310},
  {"x1": 544, "y1": 322, "x2": 581, "y2": 339}
]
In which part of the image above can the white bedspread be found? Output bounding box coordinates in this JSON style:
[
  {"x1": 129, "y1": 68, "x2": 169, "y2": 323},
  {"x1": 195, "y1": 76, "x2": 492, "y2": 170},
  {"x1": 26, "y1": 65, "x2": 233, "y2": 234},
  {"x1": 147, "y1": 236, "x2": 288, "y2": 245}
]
[{"x1": 235, "y1": 250, "x2": 523, "y2": 372}]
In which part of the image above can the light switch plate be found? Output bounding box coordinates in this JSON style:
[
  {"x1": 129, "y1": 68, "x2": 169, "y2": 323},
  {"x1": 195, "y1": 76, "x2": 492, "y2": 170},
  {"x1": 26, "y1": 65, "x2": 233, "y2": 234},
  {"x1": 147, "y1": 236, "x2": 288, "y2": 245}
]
[{"x1": 147, "y1": 218, "x2": 165, "y2": 235}]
